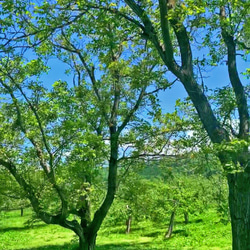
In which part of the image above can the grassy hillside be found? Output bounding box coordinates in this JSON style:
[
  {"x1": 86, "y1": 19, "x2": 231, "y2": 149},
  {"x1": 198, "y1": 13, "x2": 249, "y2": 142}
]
[{"x1": 0, "y1": 208, "x2": 231, "y2": 250}]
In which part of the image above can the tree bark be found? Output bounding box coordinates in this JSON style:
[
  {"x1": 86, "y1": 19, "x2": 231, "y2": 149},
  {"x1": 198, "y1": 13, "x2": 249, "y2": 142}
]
[
  {"x1": 84, "y1": 129, "x2": 118, "y2": 248},
  {"x1": 184, "y1": 212, "x2": 189, "y2": 224},
  {"x1": 165, "y1": 211, "x2": 175, "y2": 238},
  {"x1": 220, "y1": 6, "x2": 249, "y2": 140},
  {"x1": 126, "y1": 215, "x2": 132, "y2": 234},
  {"x1": 227, "y1": 172, "x2": 250, "y2": 250},
  {"x1": 78, "y1": 234, "x2": 96, "y2": 250}
]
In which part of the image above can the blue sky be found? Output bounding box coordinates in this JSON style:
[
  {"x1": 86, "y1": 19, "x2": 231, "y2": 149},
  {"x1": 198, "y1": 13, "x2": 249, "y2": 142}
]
[
  {"x1": 41, "y1": 54, "x2": 249, "y2": 113},
  {"x1": 158, "y1": 58, "x2": 249, "y2": 112}
]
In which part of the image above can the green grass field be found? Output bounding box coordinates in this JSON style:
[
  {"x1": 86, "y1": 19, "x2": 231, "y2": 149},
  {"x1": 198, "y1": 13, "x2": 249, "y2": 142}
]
[{"x1": 0, "y1": 209, "x2": 232, "y2": 250}]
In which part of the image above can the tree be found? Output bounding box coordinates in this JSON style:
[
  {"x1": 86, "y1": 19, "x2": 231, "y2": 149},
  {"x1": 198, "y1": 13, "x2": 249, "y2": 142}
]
[
  {"x1": 99, "y1": 1, "x2": 248, "y2": 249},
  {"x1": 0, "y1": 3, "x2": 173, "y2": 249}
]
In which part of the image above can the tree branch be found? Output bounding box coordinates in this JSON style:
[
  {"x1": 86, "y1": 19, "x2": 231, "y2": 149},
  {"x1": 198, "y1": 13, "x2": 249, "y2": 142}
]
[
  {"x1": 0, "y1": 80, "x2": 26, "y2": 133},
  {"x1": 235, "y1": 40, "x2": 250, "y2": 50},
  {"x1": 54, "y1": 33, "x2": 110, "y2": 124},
  {"x1": 220, "y1": 6, "x2": 249, "y2": 139},
  {"x1": 158, "y1": 0, "x2": 180, "y2": 73},
  {"x1": 170, "y1": 21, "x2": 193, "y2": 73},
  {"x1": 16, "y1": 85, "x2": 53, "y2": 166},
  {"x1": 0, "y1": 76, "x2": 69, "y2": 220},
  {"x1": 124, "y1": 0, "x2": 170, "y2": 68},
  {"x1": 117, "y1": 85, "x2": 146, "y2": 134},
  {"x1": 83, "y1": 3, "x2": 145, "y2": 30},
  {"x1": 145, "y1": 78, "x2": 178, "y2": 95}
]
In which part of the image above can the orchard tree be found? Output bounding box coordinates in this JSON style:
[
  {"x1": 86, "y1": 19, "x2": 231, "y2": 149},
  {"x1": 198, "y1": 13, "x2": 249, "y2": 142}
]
[
  {"x1": 108, "y1": 170, "x2": 214, "y2": 237},
  {"x1": 81, "y1": 1, "x2": 248, "y2": 248},
  {"x1": 0, "y1": 2, "x2": 173, "y2": 249}
]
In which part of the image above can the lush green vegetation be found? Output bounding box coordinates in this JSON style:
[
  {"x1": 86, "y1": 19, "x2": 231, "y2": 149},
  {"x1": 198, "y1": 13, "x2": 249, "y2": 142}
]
[
  {"x1": 0, "y1": 0, "x2": 249, "y2": 249},
  {"x1": 1, "y1": 163, "x2": 231, "y2": 249},
  {"x1": 0, "y1": 208, "x2": 231, "y2": 250}
]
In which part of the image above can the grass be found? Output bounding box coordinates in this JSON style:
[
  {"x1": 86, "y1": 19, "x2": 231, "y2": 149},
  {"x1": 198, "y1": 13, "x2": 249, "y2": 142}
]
[
  {"x1": 0, "y1": 209, "x2": 74, "y2": 250},
  {"x1": 0, "y1": 208, "x2": 232, "y2": 249}
]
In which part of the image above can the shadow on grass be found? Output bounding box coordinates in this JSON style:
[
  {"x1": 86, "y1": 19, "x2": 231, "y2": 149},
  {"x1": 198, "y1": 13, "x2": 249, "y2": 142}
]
[
  {"x1": 193, "y1": 219, "x2": 203, "y2": 223},
  {"x1": 0, "y1": 223, "x2": 47, "y2": 233},
  {"x1": 21, "y1": 244, "x2": 77, "y2": 250},
  {"x1": 143, "y1": 229, "x2": 188, "y2": 239},
  {"x1": 21, "y1": 241, "x2": 159, "y2": 250},
  {"x1": 96, "y1": 242, "x2": 158, "y2": 250}
]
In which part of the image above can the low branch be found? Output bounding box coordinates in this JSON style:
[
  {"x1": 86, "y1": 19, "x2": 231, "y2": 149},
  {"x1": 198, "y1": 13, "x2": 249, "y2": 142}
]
[
  {"x1": 0, "y1": 76, "x2": 69, "y2": 219},
  {"x1": 118, "y1": 153, "x2": 179, "y2": 162}
]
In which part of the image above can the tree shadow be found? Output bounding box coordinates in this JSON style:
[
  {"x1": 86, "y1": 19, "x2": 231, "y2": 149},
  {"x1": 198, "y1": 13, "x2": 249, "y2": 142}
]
[
  {"x1": 143, "y1": 230, "x2": 163, "y2": 237},
  {"x1": 193, "y1": 219, "x2": 203, "y2": 223},
  {"x1": 19, "y1": 243, "x2": 77, "y2": 250},
  {"x1": 0, "y1": 223, "x2": 47, "y2": 233},
  {"x1": 96, "y1": 242, "x2": 158, "y2": 250},
  {"x1": 21, "y1": 241, "x2": 159, "y2": 250},
  {"x1": 173, "y1": 229, "x2": 188, "y2": 237}
]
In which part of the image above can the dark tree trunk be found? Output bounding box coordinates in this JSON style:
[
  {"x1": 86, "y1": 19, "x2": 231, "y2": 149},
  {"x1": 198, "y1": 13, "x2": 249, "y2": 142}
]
[
  {"x1": 20, "y1": 207, "x2": 23, "y2": 217},
  {"x1": 165, "y1": 211, "x2": 175, "y2": 238},
  {"x1": 79, "y1": 235, "x2": 96, "y2": 250},
  {"x1": 79, "y1": 236, "x2": 85, "y2": 250},
  {"x1": 126, "y1": 215, "x2": 132, "y2": 234},
  {"x1": 184, "y1": 212, "x2": 189, "y2": 224},
  {"x1": 227, "y1": 172, "x2": 250, "y2": 250}
]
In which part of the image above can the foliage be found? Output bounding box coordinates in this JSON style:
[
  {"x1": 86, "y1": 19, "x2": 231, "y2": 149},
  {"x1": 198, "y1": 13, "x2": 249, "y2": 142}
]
[
  {"x1": 0, "y1": 169, "x2": 26, "y2": 209},
  {"x1": 106, "y1": 169, "x2": 217, "y2": 229}
]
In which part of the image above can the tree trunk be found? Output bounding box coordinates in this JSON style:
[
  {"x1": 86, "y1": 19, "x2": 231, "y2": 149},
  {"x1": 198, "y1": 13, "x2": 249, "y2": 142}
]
[
  {"x1": 20, "y1": 207, "x2": 23, "y2": 217},
  {"x1": 165, "y1": 211, "x2": 175, "y2": 238},
  {"x1": 79, "y1": 234, "x2": 96, "y2": 250},
  {"x1": 227, "y1": 172, "x2": 250, "y2": 250},
  {"x1": 126, "y1": 215, "x2": 132, "y2": 234},
  {"x1": 184, "y1": 212, "x2": 189, "y2": 224}
]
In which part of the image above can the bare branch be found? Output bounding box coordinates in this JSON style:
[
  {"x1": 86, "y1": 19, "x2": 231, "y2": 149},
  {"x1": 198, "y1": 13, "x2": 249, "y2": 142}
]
[{"x1": 145, "y1": 78, "x2": 178, "y2": 95}]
